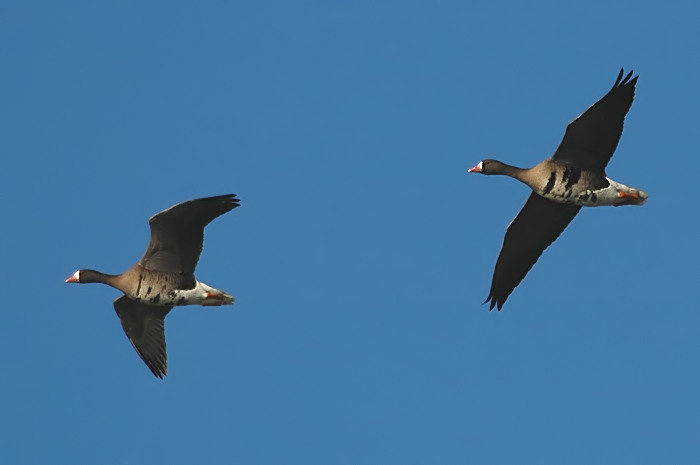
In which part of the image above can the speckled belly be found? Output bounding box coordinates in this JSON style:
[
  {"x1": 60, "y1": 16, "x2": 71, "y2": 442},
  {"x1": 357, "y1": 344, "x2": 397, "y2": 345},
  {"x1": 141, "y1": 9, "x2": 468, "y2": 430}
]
[
  {"x1": 128, "y1": 270, "x2": 186, "y2": 306},
  {"x1": 539, "y1": 172, "x2": 645, "y2": 207}
]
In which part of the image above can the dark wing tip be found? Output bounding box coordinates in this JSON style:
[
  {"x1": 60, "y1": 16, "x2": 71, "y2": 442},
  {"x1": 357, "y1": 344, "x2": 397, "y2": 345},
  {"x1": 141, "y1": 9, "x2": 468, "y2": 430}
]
[
  {"x1": 220, "y1": 193, "x2": 241, "y2": 209},
  {"x1": 148, "y1": 193, "x2": 241, "y2": 224},
  {"x1": 203, "y1": 193, "x2": 240, "y2": 216},
  {"x1": 211, "y1": 193, "x2": 241, "y2": 218},
  {"x1": 204, "y1": 193, "x2": 241, "y2": 215},
  {"x1": 614, "y1": 68, "x2": 624, "y2": 86},
  {"x1": 138, "y1": 350, "x2": 167, "y2": 378},
  {"x1": 613, "y1": 68, "x2": 638, "y2": 89},
  {"x1": 127, "y1": 332, "x2": 169, "y2": 379},
  {"x1": 484, "y1": 293, "x2": 505, "y2": 311},
  {"x1": 151, "y1": 365, "x2": 167, "y2": 379}
]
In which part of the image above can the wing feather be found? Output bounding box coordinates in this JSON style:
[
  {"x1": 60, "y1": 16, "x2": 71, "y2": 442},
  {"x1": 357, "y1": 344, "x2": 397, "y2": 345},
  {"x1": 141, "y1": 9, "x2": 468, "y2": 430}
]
[
  {"x1": 113, "y1": 296, "x2": 173, "y2": 378},
  {"x1": 139, "y1": 194, "x2": 240, "y2": 277},
  {"x1": 552, "y1": 68, "x2": 637, "y2": 173},
  {"x1": 486, "y1": 193, "x2": 581, "y2": 310}
]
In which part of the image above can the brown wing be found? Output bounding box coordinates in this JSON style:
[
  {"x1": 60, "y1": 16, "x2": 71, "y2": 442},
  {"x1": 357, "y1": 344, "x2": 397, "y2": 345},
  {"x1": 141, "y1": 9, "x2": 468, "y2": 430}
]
[
  {"x1": 486, "y1": 193, "x2": 581, "y2": 310},
  {"x1": 113, "y1": 296, "x2": 173, "y2": 378},
  {"x1": 139, "y1": 194, "x2": 240, "y2": 278},
  {"x1": 552, "y1": 68, "x2": 638, "y2": 174}
]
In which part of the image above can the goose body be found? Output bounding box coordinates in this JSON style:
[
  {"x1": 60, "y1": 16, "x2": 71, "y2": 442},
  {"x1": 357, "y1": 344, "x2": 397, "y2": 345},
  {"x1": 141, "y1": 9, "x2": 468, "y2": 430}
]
[
  {"x1": 469, "y1": 159, "x2": 647, "y2": 207},
  {"x1": 469, "y1": 69, "x2": 647, "y2": 310},
  {"x1": 66, "y1": 194, "x2": 240, "y2": 378},
  {"x1": 65, "y1": 269, "x2": 234, "y2": 307}
]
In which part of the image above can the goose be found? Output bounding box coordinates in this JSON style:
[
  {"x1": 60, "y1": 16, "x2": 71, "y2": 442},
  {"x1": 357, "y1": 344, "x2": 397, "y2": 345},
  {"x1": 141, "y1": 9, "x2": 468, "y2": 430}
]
[
  {"x1": 66, "y1": 194, "x2": 240, "y2": 377},
  {"x1": 468, "y1": 69, "x2": 647, "y2": 310}
]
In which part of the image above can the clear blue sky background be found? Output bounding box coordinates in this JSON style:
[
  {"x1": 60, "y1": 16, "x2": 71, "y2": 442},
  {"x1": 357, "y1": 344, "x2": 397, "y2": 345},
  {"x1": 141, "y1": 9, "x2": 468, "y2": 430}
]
[{"x1": 2, "y1": 1, "x2": 698, "y2": 464}]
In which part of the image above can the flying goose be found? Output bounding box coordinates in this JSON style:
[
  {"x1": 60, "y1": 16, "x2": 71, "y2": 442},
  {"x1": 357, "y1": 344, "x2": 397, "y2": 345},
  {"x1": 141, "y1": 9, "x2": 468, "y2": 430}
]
[
  {"x1": 468, "y1": 69, "x2": 647, "y2": 310},
  {"x1": 66, "y1": 194, "x2": 240, "y2": 377}
]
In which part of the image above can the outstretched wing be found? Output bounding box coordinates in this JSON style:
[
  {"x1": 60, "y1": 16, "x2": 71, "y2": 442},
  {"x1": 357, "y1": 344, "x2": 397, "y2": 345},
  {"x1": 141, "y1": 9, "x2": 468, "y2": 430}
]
[
  {"x1": 139, "y1": 194, "x2": 240, "y2": 277},
  {"x1": 486, "y1": 193, "x2": 581, "y2": 310},
  {"x1": 113, "y1": 296, "x2": 173, "y2": 378},
  {"x1": 552, "y1": 68, "x2": 638, "y2": 173}
]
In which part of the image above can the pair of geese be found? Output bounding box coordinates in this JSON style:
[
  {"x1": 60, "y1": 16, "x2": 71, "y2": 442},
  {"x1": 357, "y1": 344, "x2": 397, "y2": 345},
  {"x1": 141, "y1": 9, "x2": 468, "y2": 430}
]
[{"x1": 68, "y1": 69, "x2": 647, "y2": 378}]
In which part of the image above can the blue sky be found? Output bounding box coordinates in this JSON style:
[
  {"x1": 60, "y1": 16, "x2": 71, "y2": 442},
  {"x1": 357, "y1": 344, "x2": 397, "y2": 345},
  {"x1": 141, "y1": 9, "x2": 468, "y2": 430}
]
[{"x1": 2, "y1": 1, "x2": 698, "y2": 463}]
